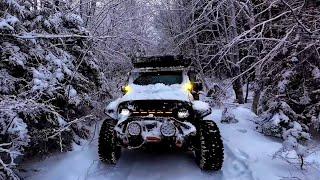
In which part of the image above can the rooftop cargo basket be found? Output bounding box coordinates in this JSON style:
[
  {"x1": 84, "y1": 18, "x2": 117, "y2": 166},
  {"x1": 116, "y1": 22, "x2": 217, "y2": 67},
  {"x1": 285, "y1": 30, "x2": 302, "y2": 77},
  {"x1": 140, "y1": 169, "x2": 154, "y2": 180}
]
[{"x1": 132, "y1": 55, "x2": 191, "y2": 68}]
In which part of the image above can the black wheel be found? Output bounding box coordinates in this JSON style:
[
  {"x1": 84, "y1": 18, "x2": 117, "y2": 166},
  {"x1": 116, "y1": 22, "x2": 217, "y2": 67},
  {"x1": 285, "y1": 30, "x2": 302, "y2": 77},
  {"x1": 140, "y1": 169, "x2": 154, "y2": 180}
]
[
  {"x1": 98, "y1": 120, "x2": 121, "y2": 164},
  {"x1": 194, "y1": 120, "x2": 224, "y2": 171}
]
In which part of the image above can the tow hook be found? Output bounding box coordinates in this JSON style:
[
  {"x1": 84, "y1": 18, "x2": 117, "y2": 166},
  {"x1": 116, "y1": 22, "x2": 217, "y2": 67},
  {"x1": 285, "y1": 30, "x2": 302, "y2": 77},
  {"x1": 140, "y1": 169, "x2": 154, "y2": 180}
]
[
  {"x1": 176, "y1": 140, "x2": 183, "y2": 148},
  {"x1": 146, "y1": 136, "x2": 161, "y2": 143}
]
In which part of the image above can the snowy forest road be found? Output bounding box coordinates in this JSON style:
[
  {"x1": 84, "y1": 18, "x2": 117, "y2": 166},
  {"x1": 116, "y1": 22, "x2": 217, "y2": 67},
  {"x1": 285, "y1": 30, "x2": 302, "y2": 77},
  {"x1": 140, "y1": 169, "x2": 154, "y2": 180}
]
[
  {"x1": 21, "y1": 135, "x2": 253, "y2": 180},
  {"x1": 21, "y1": 108, "x2": 255, "y2": 180},
  {"x1": 21, "y1": 106, "x2": 319, "y2": 180}
]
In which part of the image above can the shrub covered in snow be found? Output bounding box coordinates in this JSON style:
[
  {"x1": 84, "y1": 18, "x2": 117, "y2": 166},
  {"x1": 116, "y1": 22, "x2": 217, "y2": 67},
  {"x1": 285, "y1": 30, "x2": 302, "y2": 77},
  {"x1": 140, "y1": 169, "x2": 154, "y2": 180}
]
[
  {"x1": 221, "y1": 107, "x2": 238, "y2": 124},
  {"x1": 273, "y1": 121, "x2": 311, "y2": 169},
  {"x1": 0, "y1": 98, "x2": 72, "y2": 178},
  {"x1": 0, "y1": 0, "x2": 106, "y2": 178},
  {"x1": 256, "y1": 31, "x2": 319, "y2": 168},
  {"x1": 257, "y1": 98, "x2": 304, "y2": 138},
  {"x1": 0, "y1": 100, "x2": 30, "y2": 179}
]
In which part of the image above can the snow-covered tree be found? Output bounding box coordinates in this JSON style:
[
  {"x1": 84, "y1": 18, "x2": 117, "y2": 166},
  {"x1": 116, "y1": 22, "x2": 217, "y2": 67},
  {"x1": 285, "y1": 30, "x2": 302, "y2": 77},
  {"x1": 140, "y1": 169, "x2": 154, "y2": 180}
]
[{"x1": 0, "y1": 0, "x2": 105, "y2": 178}]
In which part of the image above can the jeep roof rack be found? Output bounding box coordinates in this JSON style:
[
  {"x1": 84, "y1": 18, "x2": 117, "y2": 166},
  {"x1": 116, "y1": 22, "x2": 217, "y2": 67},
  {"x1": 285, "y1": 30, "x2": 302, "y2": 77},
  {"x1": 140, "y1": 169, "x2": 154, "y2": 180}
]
[{"x1": 132, "y1": 55, "x2": 191, "y2": 68}]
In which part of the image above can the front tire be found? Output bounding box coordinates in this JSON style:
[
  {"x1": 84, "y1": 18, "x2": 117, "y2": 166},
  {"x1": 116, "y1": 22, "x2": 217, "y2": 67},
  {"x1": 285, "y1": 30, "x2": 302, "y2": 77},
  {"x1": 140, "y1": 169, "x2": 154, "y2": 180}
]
[
  {"x1": 194, "y1": 120, "x2": 224, "y2": 171},
  {"x1": 98, "y1": 120, "x2": 121, "y2": 164}
]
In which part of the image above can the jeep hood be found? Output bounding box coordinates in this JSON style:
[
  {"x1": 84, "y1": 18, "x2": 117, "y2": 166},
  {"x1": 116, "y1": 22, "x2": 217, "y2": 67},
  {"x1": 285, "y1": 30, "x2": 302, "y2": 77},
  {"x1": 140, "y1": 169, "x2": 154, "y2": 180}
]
[
  {"x1": 122, "y1": 83, "x2": 192, "y2": 102},
  {"x1": 105, "y1": 83, "x2": 212, "y2": 120},
  {"x1": 106, "y1": 83, "x2": 192, "y2": 118}
]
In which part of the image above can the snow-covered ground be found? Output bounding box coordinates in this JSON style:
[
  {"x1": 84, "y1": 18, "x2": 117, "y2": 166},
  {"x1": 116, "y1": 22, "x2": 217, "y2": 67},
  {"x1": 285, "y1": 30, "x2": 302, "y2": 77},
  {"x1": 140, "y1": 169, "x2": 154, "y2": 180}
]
[{"x1": 20, "y1": 105, "x2": 320, "y2": 180}]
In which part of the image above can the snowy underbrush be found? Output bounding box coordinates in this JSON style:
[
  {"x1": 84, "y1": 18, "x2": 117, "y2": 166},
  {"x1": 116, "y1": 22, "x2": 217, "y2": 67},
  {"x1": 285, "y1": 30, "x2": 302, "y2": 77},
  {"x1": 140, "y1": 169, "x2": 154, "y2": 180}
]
[
  {"x1": 0, "y1": 99, "x2": 70, "y2": 179},
  {"x1": 213, "y1": 105, "x2": 320, "y2": 180},
  {"x1": 218, "y1": 81, "x2": 319, "y2": 176},
  {"x1": 0, "y1": 97, "x2": 98, "y2": 179},
  {"x1": 254, "y1": 98, "x2": 317, "y2": 171},
  {"x1": 255, "y1": 52, "x2": 320, "y2": 170}
]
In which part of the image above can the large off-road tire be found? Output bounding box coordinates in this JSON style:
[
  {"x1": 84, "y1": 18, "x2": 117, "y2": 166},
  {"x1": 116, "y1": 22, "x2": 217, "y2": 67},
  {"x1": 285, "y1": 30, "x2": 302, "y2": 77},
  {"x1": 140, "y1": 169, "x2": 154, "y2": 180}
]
[
  {"x1": 98, "y1": 120, "x2": 121, "y2": 164},
  {"x1": 194, "y1": 120, "x2": 224, "y2": 171}
]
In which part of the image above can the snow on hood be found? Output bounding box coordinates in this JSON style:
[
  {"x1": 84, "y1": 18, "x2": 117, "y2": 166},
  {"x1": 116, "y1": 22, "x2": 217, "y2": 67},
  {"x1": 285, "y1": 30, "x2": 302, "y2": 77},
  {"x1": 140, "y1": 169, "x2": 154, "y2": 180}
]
[
  {"x1": 121, "y1": 83, "x2": 192, "y2": 102},
  {"x1": 192, "y1": 101, "x2": 210, "y2": 112},
  {"x1": 106, "y1": 83, "x2": 192, "y2": 118}
]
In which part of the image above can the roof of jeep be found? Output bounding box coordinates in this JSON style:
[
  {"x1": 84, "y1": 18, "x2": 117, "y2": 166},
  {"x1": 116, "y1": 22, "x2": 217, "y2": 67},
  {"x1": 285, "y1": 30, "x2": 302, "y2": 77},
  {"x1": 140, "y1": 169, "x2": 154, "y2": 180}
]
[
  {"x1": 131, "y1": 66, "x2": 187, "y2": 73},
  {"x1": 132, "y1": 55, "x2": 191, "y2": 69}
]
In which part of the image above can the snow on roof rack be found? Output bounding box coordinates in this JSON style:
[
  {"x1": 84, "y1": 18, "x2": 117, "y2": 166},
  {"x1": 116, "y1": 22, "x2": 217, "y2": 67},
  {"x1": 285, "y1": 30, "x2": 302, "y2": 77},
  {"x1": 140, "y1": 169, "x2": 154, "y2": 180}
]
[{"x1": 132, "y1": 55, "x2": 191, "y2": 68}]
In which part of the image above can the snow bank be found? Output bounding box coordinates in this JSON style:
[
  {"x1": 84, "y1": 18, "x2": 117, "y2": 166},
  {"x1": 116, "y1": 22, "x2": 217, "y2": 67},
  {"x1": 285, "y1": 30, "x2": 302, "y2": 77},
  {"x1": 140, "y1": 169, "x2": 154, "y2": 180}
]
[{"x1": 212, "y1": 106, "x2": 319, "y2": 180}]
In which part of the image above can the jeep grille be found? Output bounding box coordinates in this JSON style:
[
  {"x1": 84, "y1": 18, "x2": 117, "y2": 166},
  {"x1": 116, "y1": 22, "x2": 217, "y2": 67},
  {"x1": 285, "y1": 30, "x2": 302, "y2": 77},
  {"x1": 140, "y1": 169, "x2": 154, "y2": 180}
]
[{"x1": 118, "y1": 100, "x2": 193, "y2": 118}]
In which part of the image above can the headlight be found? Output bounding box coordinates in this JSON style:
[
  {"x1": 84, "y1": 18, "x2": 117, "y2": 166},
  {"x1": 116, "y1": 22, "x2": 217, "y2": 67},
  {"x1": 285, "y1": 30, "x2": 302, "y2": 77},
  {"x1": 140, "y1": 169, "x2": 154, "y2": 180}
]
[
  {"x1": 183, "y1": 82, "x2": 193, "y2": 92},
  {"x1": 177, "y1": 109, "x2": 189, "y2": 118},
  {"x1": 127, "y1": 122, "x2": 141, "y2": 136},
  {"x1": 160, "y1": 121, "x2": 176, "y2": 137},
  {"x1": 120, "y1": 109, "x2": 130, "y2": 116},
  {"x1": 122, "y1": 85, "x2": 133, "y2": 94}
]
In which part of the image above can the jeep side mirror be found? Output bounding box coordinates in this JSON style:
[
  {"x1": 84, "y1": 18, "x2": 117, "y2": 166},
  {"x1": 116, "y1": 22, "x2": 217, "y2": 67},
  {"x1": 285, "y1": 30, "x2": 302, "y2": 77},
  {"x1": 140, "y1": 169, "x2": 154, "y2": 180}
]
[{"x1": 193, "y1": 82, "x2": 203, "y2": 92}]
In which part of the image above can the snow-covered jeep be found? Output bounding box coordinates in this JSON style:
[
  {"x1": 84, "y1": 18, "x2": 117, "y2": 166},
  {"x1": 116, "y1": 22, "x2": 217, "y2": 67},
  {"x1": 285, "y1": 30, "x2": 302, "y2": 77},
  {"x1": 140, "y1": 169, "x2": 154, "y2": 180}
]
[{"x1": 99, "y1": 56, "x2": 224, "y2": 171}]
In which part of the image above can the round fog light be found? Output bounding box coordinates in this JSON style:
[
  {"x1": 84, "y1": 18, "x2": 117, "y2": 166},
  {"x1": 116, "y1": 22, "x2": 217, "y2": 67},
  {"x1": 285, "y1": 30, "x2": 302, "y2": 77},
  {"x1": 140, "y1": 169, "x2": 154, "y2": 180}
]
[
  {"x1": 160, "y1": 122, "x2": 176, "y2": 137},
  {"x1": 127, "y1": 122, "x2": 141, "y2": 136}
]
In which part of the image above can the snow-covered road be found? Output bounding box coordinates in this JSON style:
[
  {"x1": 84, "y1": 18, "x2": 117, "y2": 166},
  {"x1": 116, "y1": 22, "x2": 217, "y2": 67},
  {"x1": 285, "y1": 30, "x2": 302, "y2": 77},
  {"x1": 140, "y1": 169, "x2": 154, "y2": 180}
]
[
  {"x1": 22, "y1": 143, "x2": 254, "y2": 180},
  {"x1": 20, "y1": 106, "x2": 320, "y2": 180}
]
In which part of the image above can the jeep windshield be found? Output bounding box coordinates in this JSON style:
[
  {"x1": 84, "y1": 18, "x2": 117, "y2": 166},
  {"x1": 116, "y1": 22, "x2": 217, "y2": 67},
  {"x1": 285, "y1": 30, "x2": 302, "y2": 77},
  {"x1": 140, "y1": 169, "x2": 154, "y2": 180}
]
[{"x1": 132, "y1": 71, "x2": 183, "y2": 85}]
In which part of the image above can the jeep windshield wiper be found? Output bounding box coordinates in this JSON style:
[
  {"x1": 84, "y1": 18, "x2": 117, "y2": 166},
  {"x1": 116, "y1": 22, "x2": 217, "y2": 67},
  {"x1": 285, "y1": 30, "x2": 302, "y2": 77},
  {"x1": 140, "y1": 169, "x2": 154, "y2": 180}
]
[{"x1": 133, "y1": 71, "x2": 183, "y2": 85}]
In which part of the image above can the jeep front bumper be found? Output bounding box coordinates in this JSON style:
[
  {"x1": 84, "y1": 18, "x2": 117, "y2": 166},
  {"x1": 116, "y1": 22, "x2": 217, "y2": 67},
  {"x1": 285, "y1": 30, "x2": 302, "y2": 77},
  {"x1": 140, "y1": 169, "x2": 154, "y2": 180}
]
[{"x1": 114, "y1": 117, "x2": 196, "y2": 149}]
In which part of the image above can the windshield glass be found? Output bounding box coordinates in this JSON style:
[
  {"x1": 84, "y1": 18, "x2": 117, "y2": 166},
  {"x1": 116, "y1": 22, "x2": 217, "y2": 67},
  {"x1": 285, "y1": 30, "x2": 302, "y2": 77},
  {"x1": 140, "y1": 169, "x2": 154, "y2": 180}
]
[{"x1": 132, "y1": 71, "x2": 183, "y2": 85}]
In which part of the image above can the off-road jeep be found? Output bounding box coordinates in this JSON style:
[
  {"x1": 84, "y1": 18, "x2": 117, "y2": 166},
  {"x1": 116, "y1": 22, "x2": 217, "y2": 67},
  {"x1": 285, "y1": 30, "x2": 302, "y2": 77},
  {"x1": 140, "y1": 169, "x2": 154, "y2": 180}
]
[{"x1": 99, "y1": 56, "x2": 224, "y2": 171}]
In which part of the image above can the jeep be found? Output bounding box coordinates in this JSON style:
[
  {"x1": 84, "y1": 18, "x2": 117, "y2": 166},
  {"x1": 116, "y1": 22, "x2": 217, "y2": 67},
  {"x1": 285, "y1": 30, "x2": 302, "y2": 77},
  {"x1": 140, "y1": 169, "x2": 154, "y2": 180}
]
[{"x1": 98, "y1": 56, "x2": 224, "y2": 171}]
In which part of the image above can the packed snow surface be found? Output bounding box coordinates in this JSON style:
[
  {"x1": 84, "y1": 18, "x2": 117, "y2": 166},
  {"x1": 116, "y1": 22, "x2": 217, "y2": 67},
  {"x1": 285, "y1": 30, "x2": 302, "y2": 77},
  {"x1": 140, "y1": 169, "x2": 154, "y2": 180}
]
[{"x1": 20, "y1": 106, "x2": 320, "y2": 180}]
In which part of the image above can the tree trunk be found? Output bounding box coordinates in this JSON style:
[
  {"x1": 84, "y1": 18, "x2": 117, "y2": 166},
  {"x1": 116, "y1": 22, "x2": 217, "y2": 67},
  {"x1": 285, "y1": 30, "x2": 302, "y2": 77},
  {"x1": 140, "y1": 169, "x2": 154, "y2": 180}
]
[
  {"x1": 232, "y1": 66, "x2": 245, "y2": 104},
  {"x1": 249, "y1": 0, "x2": 261, "y2": 112},
  {"x1": 252, "y1": 68, "x2": 262, "y2": 114},
  {"x1": 229, "y1": 1, "x2": 244, "y2": 104},
  {"x1": 79, "y1": 0, "x2": 86, "y2": 21},
  {"x1": 252, "y1": 89, "x2": 261, "y2": 114},
  {"x1": 245, "y1": 77, "x2": 250, "y2": 103},
  {"x1": 85, "y1": 0, "x2": 97, "y2": 27}
]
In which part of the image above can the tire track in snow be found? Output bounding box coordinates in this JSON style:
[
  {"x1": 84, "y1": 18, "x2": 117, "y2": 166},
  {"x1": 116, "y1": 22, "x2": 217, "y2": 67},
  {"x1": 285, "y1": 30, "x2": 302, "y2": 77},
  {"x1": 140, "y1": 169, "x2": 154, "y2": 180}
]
[
  {"x1": 222, "y1": 143, "x2": 254, "y2": 180},
  {"x1": 21, "y1": 140, "x2": 254, "y2": 180}
]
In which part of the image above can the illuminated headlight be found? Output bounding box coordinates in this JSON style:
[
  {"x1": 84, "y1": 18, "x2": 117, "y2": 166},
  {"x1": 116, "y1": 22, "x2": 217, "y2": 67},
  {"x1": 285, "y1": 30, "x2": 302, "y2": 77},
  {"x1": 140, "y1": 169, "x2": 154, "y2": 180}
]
[
  {"x1": 127, "y1": 122, "x2": 141, "y2": 136},
  {"x1": 183, "y1": 82, "x2": 193, "y2": 92},
  {"x1": 120, "y1": 109, "x2": 130, "y2": 116},
  {"x1": 160, "y1": 122, "x2": 176, "y2": 137},
  {"x1": 123, "y1": 85, "x2": 132, "y2": 94},
  {"x1": 177, "y1": 109, "x2": 189, "y2": 118}
]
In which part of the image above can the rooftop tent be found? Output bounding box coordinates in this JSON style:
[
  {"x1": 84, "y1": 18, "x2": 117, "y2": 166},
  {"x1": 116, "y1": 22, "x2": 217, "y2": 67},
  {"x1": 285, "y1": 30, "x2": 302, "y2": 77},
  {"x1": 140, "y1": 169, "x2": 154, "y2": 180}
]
[{"x1": 132, "y1": 55, "x2": 191, "y2": 68}]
